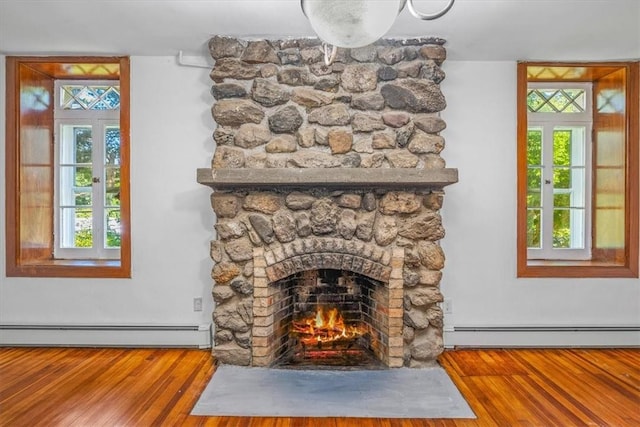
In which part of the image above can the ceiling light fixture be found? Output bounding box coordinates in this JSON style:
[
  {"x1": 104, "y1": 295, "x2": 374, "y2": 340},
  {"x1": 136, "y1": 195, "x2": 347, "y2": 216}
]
[{"x1": 301, "y1": 0, "x2": 455, "y2": 64}]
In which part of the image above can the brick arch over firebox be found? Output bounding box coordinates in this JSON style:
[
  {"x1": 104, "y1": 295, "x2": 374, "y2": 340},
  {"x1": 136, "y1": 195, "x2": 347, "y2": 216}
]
[{"x1": 259, "y1": 237, "x2": 394, "y2": 284}]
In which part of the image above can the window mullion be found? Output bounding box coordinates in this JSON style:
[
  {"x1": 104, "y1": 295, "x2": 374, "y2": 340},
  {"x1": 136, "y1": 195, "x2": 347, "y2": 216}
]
[
  {"x1": 584, "y1": 123, "x2": 593, "y2": 257},
  {"x1": 93, "y1": 120, "x2": 106, "y2": 258},
  {"x1": 541, "y1": 125, "x2": 555, "y2": 257}
]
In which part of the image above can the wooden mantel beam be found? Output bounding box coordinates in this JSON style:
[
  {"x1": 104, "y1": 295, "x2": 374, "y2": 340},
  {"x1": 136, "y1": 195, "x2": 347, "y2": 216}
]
[{"x1": 197, "y1": 168, "x2": 458, "y2": 191}]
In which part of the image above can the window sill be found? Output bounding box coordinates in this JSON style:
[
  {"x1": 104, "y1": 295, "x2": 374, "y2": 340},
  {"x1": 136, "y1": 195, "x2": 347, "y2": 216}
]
[
  {"x1": 519, "y1": 260, "x2": 638, "y2": 278},
  {"x1": 7, "y1": 259, "x2": 130, "y2": 278},
  {"x1": 527, "y1": 259, "x2": 624, "y2": 267}
]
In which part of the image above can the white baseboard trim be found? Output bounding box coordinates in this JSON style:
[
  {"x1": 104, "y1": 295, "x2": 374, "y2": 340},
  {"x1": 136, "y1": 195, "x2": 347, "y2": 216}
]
[
  {"x1": 0, "y1": 324, "x2": 212, "y2": 348},
  {"x1": 444, "y1": 326, "x2": 640, "y2": 348}
]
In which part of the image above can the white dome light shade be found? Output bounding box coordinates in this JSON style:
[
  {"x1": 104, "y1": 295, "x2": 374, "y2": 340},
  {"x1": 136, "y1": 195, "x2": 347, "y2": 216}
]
[{"x1": 302, "y1": 0, "x2": 405, "y2": 48}]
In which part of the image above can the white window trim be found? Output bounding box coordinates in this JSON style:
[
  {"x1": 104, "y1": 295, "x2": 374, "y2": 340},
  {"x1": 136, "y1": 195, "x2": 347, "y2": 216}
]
[
  {"x1": 527, "y1": 82, "x2": 593, "y2": 261},
  {"x1": 53, "y1": 80, "x2": 120, "y2": 260}
]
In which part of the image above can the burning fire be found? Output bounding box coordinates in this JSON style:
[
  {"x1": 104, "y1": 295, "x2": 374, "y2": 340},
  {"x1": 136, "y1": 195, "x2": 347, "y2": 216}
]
[{"x1": 292, "y1": 307, "x2": 365, "y2": 346}]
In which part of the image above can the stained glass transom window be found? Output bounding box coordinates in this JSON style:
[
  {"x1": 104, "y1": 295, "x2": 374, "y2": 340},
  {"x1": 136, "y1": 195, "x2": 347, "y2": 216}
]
[
  {"x1": 527, "y1": 88, "x2": 586, "y2": 113},
  {"x1": 60, "y1": 84, "x2": 120, "y2": 110},
  {"x1": 527, "y1": 66, "x2": 588, "y2": 81},
  {"x1": 61, "y1": 63, "x2": 120, "y2": 77},
  {"x1": 597, "y1": 89, "x2": 625, "y2": 113}
]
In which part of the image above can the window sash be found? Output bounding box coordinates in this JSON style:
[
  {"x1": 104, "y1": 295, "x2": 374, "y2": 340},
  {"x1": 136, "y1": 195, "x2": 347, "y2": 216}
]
[
  {"x1": 53, "y1": 80, "x2": 121, "y2": 260},
  {"x1": 54, "y1": 119, "x2": 121, "y2": 260},
  {"x1": 526, "y1": 121, "x2": 593, "y2": 260},
  {"x1": 526, "y1": 82, "x2": 594, "y2": 261}
]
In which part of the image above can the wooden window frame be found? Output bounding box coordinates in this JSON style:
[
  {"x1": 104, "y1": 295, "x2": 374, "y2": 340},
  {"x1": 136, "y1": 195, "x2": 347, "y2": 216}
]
[
  {"x1": 5, "y1": 56, "x2": 131, "y2": 278},
  {"x1": 517, "y1": 61, "x2": 639, "y2": 278}
]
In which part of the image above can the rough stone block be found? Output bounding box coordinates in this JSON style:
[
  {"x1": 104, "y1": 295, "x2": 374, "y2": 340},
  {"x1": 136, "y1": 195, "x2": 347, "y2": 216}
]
[
  {"x1": 328, "y1": 129, "x2": 353, "y2": 154},
  {"x1": 241, "y1": 40, "x2": 280, "y2": 64},
  {"x1": 212, "y1": 262, "x2": 241, "y2": 285},
  {"x1": 380, "y1": 80, "x2": 446, "y2": 113},
  {"x1": 308, "y1": 104, "x2": 351, "y2": 126},
  {"x1": 213, "y1": 342, "x2": 251, "y2": 365},
  {"x1": 341, "y1": 64, "x2": 378, "y2": 92},
  {"x1": 209, "y1": 36, "x2": 245, "y2": 59},
  {"x1": 212, "y1": 99, "x2": 264, "y2": 126}
]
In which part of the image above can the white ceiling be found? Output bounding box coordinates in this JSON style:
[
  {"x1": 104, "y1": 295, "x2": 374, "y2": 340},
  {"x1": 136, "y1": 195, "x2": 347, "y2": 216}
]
[{"x1": 1, "y1": 0, "x2": 639, "y2": 61}]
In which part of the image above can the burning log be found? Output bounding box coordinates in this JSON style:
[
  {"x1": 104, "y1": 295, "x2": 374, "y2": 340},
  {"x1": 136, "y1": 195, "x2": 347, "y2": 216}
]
[
  {"x1": 298, "y1": 336, "x2": 360, "y2": 352},
  {"x1": 291, "y1": 306, "x2": 366, "y2": 346},
  {"x1": 292, "y1": 323, "x2": 343, "y2": 335}
]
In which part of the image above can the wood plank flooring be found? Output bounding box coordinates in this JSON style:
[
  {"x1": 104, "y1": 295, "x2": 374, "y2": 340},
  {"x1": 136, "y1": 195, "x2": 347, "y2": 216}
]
[{"x1": 0, "y1": 348, "x2": 638, "y2": 426}]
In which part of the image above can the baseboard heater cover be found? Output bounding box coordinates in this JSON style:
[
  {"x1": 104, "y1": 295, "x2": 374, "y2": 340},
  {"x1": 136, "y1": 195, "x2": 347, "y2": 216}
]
[
  {"x1": 453, "y1": 325, "x2": 640, "y2": 332},
  {"x1": 444, "y1": 325, "x2": 640, "y2": 348},
  {"x1": 0, "y1": 324, "x2": 212, "y2": 348}
]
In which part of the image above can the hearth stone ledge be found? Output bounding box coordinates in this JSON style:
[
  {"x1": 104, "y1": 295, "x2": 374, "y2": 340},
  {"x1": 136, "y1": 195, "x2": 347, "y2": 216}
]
[{"x1": 197, "y1": 167, "x2": 458, "y2": 191}]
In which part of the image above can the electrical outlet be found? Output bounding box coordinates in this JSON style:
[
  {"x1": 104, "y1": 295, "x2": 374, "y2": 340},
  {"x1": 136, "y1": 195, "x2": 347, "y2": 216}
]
[
  {"x1": 443, "y1": 299, "x2": 453, "y2": 314},
  {"x1": 193, "y1": 297, "x2": 203, "y2": 312}
]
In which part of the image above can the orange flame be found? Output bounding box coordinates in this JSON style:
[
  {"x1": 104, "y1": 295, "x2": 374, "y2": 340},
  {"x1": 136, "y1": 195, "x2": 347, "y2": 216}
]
[{"x1": 293, "y1": 307, "x2": 365, "y2": 346}]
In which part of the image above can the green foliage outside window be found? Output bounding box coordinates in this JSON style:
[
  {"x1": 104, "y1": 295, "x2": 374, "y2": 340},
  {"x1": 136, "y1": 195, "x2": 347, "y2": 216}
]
[
  {"x1": 72, "y1": 128, "x2": 94, "y2": 248},
  {"x1": 74, "y1": 209, "x2": 93, "y2": 248},
  {"x1": 552, "y1": 130, "x2": 572, "y2": 248},
  {"x1": 527, "y1": 130, "x2": 542, "y2": 247},
  {"x1": 107, "y1": 209, "x2": 121, "y2": 248},
  {"x1": 73, "y1": 209, "x2": 121, "y2": 248},
  {"x1": 75, "y1": 229, "x2": 92, "y2": 248},
  {"x1": 69, "y1": 126, "x2": 121, "y2": 249},
  {"x1": 526, "y1": 128, "x2": 575, "y2": 249}
]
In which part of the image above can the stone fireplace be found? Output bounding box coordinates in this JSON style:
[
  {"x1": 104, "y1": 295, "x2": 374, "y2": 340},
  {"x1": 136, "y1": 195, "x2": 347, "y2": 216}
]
[{"x1": 197, "y1": 36, "x2": 457, "y2": 368}]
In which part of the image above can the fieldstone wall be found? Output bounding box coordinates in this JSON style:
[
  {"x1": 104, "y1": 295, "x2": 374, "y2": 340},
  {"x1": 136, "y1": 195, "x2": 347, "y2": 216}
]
[
  {"x1": 207, "y1": 36, "x2": 450, "y2": 368},
  {"x1": 209, "y1": 36, "x2": 448, "y2": 170}
]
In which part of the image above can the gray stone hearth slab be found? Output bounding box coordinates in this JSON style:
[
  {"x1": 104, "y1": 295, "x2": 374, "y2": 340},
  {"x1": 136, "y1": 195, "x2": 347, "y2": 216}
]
[{"x1": 191, "y1": 365, "x2": 476, "y2": 418}]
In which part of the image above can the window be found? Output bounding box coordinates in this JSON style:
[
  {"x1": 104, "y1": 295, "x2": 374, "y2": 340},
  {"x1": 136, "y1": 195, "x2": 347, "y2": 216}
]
[
  {"x1": 5, "y1": 57, "x2": 130, "y2": 278},
  {"x1": 526, "y1": 83, "x2": 592, "y2": 260},
  {"x1": 54, "y1": 81, "x2": 121, "y2": 260},
  {"x1": 517, "y1": 62, "x2": 639, "y2": 278}
]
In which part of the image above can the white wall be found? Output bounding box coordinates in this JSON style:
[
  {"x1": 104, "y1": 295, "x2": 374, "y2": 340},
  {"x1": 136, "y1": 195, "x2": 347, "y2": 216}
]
[
  {"x1": 1, "y1": 56, "x2": 638, "y2": 347},
  {"x1": 440, "y1": 61, "x2": 640, "y2": 345},
  {"x1": 0, "y1": 56, "x2": 216, "y2": 345}
]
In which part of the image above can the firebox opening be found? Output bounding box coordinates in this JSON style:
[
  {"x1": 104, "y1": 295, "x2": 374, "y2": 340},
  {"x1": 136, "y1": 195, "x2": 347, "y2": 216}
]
[{"x1": 270, "y1": 269, "x2": 389, "y2": 369}]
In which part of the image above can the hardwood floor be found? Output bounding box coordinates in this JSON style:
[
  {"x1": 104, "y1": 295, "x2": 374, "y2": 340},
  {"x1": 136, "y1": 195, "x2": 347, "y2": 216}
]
[{"x1": 0, "y1": 348, "x2": 638, "y2": 426}]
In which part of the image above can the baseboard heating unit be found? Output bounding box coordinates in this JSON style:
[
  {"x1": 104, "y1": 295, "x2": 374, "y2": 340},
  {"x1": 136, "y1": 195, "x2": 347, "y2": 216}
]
[
  {"x1": 0, "y1": 324, "x2": 212, "y2": 348},
  {"x1": 444, "y1": 325, "x2": 640, "y2": 348}
]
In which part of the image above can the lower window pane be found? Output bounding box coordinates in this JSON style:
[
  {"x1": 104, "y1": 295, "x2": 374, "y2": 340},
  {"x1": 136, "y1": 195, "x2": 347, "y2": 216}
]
[
  {"x1": 553, "y1": 209, "x2": 571, "y2": 248},
  {"x1": 106, "y1": 208, "x2": 121, "y2": 248},
  {"x1": 527, "y1": 191, "x2": 541, "y2": 208},
  {"x1": 554, "y1": 193, "x2": 570, "y2": 207},
  {"x1": 553, "y1": 167, "x2": 571, "y2": 189},
  {"x1": 527, "y1": 209, "x2": 541, "y2": 248},
  {"x1": 60, "y1": 207, "x2": 93, "y2": 248},
  {"x1": 105, "y1": 189, "x2": 120, "y2": 206},
  {"x1": 75, "y1": 190, "x2": 92, "y2": 206},
  {"x1": 553, "y1": 208, "x2": 585, "y2": 249}
]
